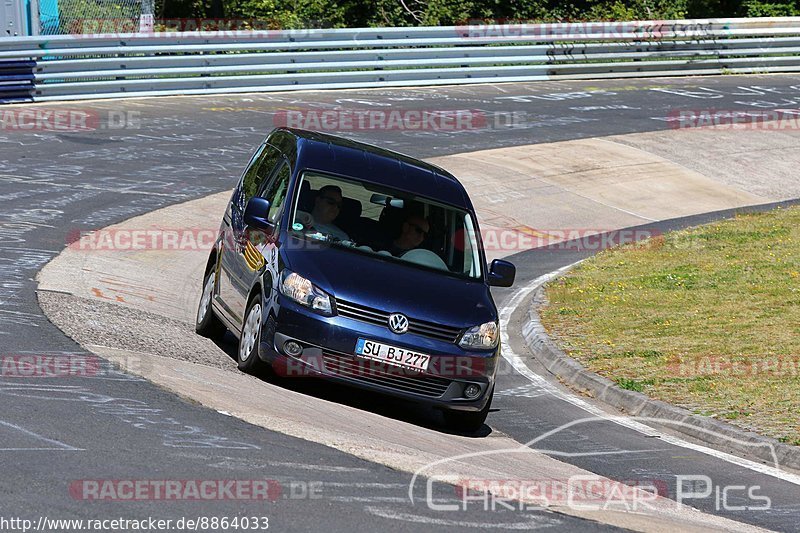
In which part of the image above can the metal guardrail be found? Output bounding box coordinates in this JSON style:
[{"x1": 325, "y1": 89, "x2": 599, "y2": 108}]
[{"x1": 1, "y1": 17, "x2": 800, "y2": 102}]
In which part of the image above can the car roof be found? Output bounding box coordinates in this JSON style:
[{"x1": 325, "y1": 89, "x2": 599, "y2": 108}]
[{"x1": 273, "y1": 128, "x2": 471, "y2": 208}]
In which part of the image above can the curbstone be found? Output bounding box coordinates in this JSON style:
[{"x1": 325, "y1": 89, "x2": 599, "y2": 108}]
[{"x1": 522, "y1": 284, "x2": 800, "y2": 471}]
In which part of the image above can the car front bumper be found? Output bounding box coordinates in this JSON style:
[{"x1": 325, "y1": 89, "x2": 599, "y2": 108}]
[{"x1": 259, "y1": 294, "x2": 497, "y2": 412}]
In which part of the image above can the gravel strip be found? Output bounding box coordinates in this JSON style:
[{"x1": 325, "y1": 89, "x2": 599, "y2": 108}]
[{"x1": 37, "y1": 291, "x2": 239, "y2": 373}]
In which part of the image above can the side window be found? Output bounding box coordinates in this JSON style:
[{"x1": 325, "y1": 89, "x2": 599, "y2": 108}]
[
  {"x1": 259, "y1": 161, "x2": 291, "y2": 226},
  {"x1": 239, "y1": 144, "x2": 281, "y2": 211}
]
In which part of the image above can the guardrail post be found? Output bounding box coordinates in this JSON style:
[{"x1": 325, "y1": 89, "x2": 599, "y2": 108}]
[
  {"x1": 27, "y1": 0, "x2": 41, "y2": 35},
  {"x1": 140, "y1": 0, "x2": 154, "y2": 33}
]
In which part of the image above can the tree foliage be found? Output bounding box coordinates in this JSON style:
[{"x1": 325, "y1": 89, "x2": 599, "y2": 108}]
[{"x1": 156, "y1": 0, "x2": 800, "y2": 25}]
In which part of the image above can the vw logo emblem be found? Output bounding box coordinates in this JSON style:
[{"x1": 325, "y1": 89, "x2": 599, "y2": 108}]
[{"x1": 388, "y1": 313, "x2": 409, "y2": 334}]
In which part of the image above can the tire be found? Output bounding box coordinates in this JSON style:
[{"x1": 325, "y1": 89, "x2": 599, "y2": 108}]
[
  {"x1": 195, "y1": 268, "x2": 226, "y2": 339},
  {"x1": 443, "y1": 388, "x2": 493, "y2": 433},
  {"x1": 237, "y1": 294, "x2": 268, "y2": 375}
]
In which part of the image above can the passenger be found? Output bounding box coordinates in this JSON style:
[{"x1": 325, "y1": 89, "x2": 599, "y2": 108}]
[
  {"x1": 304, "y1": 185, "x2": 350, "y2": 241},
  {"x1": 389, "y1": 213, "x2": 429, "y2": 257}
]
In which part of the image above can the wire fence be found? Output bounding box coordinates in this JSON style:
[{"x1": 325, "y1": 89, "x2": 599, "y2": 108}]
[{"x1": 37, "y1": 0, "x2": 154, "y2": 35}]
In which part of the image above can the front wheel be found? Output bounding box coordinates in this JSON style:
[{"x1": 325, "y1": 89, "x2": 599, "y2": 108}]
[
  {"x1": 443, "y1": 388, "x2": 493, "y2": 433},
  {"x1": 237, "y1": 294, "x2": 269, "y2": 375},
  {"x1": 195, "y1": 268, "x2": 226, "y2": 339}
]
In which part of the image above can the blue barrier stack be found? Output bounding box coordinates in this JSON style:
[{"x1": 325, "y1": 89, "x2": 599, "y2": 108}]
[{"x1": 0, "y1": 60, "x2": 35, "y2": 103}]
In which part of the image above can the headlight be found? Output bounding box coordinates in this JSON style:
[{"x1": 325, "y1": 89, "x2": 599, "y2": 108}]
[
  {"x1": 458, "y1": 321, "x2": 499, "y2": 349},
  {"x1": 280, "y1": 271, "x2": 332, "y2": 315}
]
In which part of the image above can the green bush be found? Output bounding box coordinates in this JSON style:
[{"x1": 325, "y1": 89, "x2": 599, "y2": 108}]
[
  {"x1": 151, "y1": 0, "x2": 799, "y2": 27},
  {"x1": 740, "y1": 0, "x2": 798, "y2": 16}
]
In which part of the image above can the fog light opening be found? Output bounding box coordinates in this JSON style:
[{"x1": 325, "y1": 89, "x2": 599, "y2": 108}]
[
  {"x1": 463, "y1": 383, "x2": 481, "y2": 399},
  {"x1": 284, "y1": 341, "x2": 303, "y2": 357}
]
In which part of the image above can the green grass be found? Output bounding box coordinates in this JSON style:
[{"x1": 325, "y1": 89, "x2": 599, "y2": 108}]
[{"x1": 541, "y1": 206, "x2": 800, "y2": 443}]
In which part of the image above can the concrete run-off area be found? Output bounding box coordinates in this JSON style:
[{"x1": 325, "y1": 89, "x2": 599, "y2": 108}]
[{"x1": 36, "y1": 120, "x2": 797, "y2": 531}]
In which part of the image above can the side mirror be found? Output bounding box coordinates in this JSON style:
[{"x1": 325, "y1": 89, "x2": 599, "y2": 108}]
[
  {"x1": 244, "y1": 197, "x2": 274, "y2": 235},
  {"x1": 487, "y1": 259, "x2": 515, "y2": 287}
]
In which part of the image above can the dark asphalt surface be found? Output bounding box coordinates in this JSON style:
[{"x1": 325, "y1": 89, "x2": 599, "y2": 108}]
[{"x1": 2, "y1": 75, "x2": 800, "y2": 531}]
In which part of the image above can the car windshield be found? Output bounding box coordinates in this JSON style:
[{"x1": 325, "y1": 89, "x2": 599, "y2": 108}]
[{"x1": 288, "y1": 170, "x2": 483, "y2": 280}]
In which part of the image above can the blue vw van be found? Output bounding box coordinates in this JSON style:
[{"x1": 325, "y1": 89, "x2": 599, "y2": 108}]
[{"x1": 196, "y1": 128, "x2": 515, "y2": 431}]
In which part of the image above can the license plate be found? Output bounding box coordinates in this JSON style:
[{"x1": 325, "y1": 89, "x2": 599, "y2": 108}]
[{"x1": 355, "y1": 338, "x2": 430, "y2": 372}]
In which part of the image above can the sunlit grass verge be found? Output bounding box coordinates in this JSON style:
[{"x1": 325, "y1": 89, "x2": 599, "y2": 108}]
[{"x1": 541, "y1": 206, "x2": 800, "y2": 445}]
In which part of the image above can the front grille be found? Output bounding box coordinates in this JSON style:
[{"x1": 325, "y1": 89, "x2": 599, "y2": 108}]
[
  {"x1": 335, "y1": 299, "x2": 462, "y2": 343},
  {"x1": 321, "y1": 351, "x2": 452, "y2": 398}
]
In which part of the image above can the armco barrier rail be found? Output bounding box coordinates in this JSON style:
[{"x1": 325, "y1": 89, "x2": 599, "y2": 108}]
[{"x1": 1, "y1": 17, "x2": 800, "y2": 102}]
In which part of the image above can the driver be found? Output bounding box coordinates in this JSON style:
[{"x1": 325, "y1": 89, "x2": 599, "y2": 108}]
[{"x1": 304, "y1": 185, "x2": 350, "y2": 241}]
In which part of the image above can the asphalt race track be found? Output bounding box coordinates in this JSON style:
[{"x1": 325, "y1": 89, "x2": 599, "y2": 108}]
[{"x1": 3, "y1": 75, "x2": 800, "y2": 531}]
